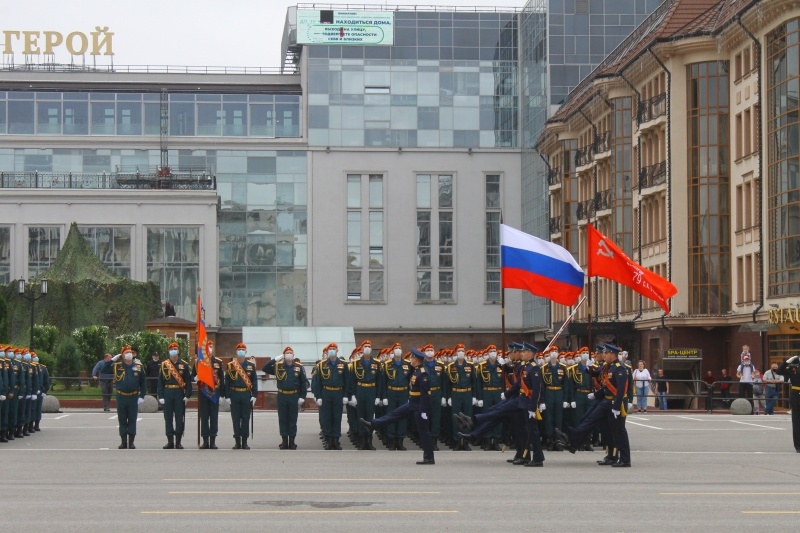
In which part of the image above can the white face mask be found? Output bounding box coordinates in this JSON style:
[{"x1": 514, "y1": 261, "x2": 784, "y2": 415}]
[
  {"x1": 169, "y1": 349, "x2": 178, "y2": 357},
  {"x1": 327, "y1": 349, "x2": 337, "y2": 358},
  {"x1": 284, "y1": 353, "x2": 294, "y2": 362},
  {"x1": 123, "y1": 352, "x2": 133, "y2": 362},
  {"x1": 33, "y1": 357, "x2": 39, "y2": 363},
  {"x1": 488, "y1": 351, "x2": 497, "y2": 360},
  {"x1": 207, "y1": 346, "x2": 214, "y2": 355},
  {"x1": 363, "y1": 347, "x2": 372, "y2": 356},
  {"x1": 537, "y1": 358, "x2": 545, "y2": 365},
  {"x1": 236, "y1": 350, "x2": 246, "y2": 358},
  {"x1": 393, "y1": 348, "x2": 402, "y2": 357},
  {"x1": 425, "y1": 350, "x2": 434, "y2": 358},
  {"x1": 566, "y1": 358, "x2": 574, "y2": 365},
  {"x1": 457, "y1": 351, "x2": 465, "y2": 361}
]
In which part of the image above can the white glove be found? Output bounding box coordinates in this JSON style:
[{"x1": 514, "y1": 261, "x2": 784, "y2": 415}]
[
  {"x1": 0, "y1": 395, "x2": 6, "y2": 401},
  {"x1": 342, "y1": 397, "x2": 349, "y2": 406},
  {"x1": 374, "y1": 398, "x2": 381, "y2": 406},
  {"x1": 276, "y1": 354, "x2": 285, "y2": 363},
  {"x1": 27, "y1": 395, "x2": 33, "y2": 400},
  {"x1": 349, "y1": 395, "x2": 357, "y2": 406},
  {"x1": 42, "y1": 393, "x2": 47, "y2": 398},
  {"x1": 587, "y1": 393, "x2": 595, "y2": 400},
  {"x1": 570, "y1": 401, "x2": 576, "y2": 408},
  {"x1": 184, "y1": 397, "x2": 189, "y2": 404},
  {"x1": 500, "y1": 393, "x2": 505, "y2": 400},
  {"x1": 298, "y1": 398, "x2": 305, "y2": 407},
  {"x1": 497, "y1": 357, "x2": 506, "y2": 365},
  {"x1": 137, "y1": 397, "x2": 144, "y2": 405},
  {"x1": 612, "y1": 409, "x2": 620, "y2": 418},
  {"x1": 316, "y1": 398, "x2": 322, "y2": 406},
  {"x1": 447, "y1": 398, "x2": 452, "y2": 407},
  {"x1": 134, "y1": 359, "x2": 140, "y2": 364},
  {"x1": 111, "y1": 353, "x2": 121, "y2": 361},
  {"x1": 471, "y1": 397, "x2": 478, "y2": 406},
  {"x1": 382, "y1": 398, "x2": 388, "y2": 406},
  {"x1": 562, "y1": 401, "x2": 569, "y2": 408},
  {"x1": 36, "y1": 390, "x2": 41, "y2": 394},
  {"x1": 539, "y1": 403, "x2": 546, "y2": 412},
  {"x1": 421, "y1": 412, "x2": 428, "y2": 420},
  {"x1": 441, "y1": 398, "x2": 447, "y2": 407},
  {"x1": 158, "y1": 398, "x2": 165, "y2": 405},
  {"x1": 193, "y1": 376, "x2": 198, "y2": 383},
  {"x1": 789, "y1": 355, "x2": 799, "y2": 363},
  {"x1": 477, "y1": 400, "x2": 484, "y2": 407},
  {"x1": 528, "y1": 411, "x2": 535, "y2": 419},
  {"x1": 250, "y1": 397, "x2": 257, "y2": 406},
  {"x1": 627, "y1": 402, "x2": 634, "y2": 412}
]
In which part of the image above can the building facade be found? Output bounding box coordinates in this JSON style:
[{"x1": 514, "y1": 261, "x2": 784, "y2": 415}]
[{"x1": 537, "y1": 0, "x2": 800, "y2": 374}]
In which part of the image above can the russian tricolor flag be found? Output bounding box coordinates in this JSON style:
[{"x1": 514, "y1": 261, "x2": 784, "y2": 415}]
[{"x1": 500, "y1": 224, "x2": 584, "y2": 306}]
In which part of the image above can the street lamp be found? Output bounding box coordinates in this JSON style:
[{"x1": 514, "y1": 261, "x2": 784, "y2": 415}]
[{"x1": 18, "y1": 278, "x2": 48, "y2": 350}]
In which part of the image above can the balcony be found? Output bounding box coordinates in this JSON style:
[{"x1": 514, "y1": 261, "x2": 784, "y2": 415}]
[
  {"x1": 547, "y1": 166, "x2": 561, "y2": 187},
  {"x1": 637, "y1": 93, "x2": 667, "y2": 125},
  {"x1": 549, "y1": 216, "x2": 562, "y2": 235},
  {"x1": 574, "y1": 146, "x2": 594, "y2": 168},
  {"x1": 576, "y1": 188, "x2": 613, "y2": 221},
  {"x1": 0, "y1": 167, "x2": 217, "y2": 190},
  {"x1": 594, "y1": 131, "x2": 612, "y2": 154},
  {"x1": 638, "y1": 161, "x2": 667, "y2": 190}
]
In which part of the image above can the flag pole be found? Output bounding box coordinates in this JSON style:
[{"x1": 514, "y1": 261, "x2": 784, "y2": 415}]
[
  {"x1": 544, "y1": 296, "x2": 586, "y2": 353},
  {"x1": 500, "y1": 212, "x2": 506, "y2": 358}
]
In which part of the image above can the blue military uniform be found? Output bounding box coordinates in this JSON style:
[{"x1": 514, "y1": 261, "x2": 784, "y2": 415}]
[
  {"x1": 476, "y1": 347, "x2": 505, "y2": 450},
  {"x1": 311, "y1": 343, "x2": 348, "y2": 450},
  {"x1": 541, "y1": 351, "x2": 568, "y2": 450},
  {"x1": 446, "y1": 347, "x2": 477, "y2": 450},
  {"x1": 157, "y1": 344, "x2": 193, "y2": 449},
  {"x1": 421, "y1": 345, "x2": 445, "y2": 451},
  {"x1": 102, "y1": 347, "x2": 146, "y2": 449},
  {"x1": 0, "y1": 347, "x2": 9, "y2": 442},
  {"x1": 778, "y1": 357, "x2": 800, "y2": 452},
  {"x1": 32, "y1": 354, "x2": 50, "y2": 432},
  {"x1": 381, "y1": 347, "x2": 412, "y2": 450},
  {"x1": 262, "y1": 346, "x2": 308, "y2": 450},
  {"x1": 348, "y1": 346, "x2": 381, "y2": 450},
  {"x1": 194, "y1": 341, "x2": 226, "y2": 450},
  {"x1": 224, "y1": 343, "x2": 258, "y2": 450}
]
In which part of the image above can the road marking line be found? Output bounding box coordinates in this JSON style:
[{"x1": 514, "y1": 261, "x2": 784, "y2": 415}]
[
  {"x1": 663, "y1": 492, "x2": 800, "y2": 496},
  {"x1": 163, "y1": 478, "x2": 426, "y2": 482},
  {"x1": 676, "y1": 416, "x2": 703, "y2": 421},
  {"x1": 108, "y1": 415, "x2": 117, "y2": 420},
  {"x1": 742, "y1": 511, "x2": 800, "y2": 514},
  {"x1": 141, "y1": 510, "x2": 458, "y2": 515},
  {"x1": 730, "y1": 420, "x2": 784, "y2": 430},
  {"x1": 54, "y1": 414, "x2": 69, "y2": 419},
  {"x1": 169, "y1": 491, "x2": 440, "y2": 495},
  {"x1": 627, "y1": 421, "x2": 663, "y2": 430},
  {"x1": 137, "y1": 418, "x2": 142, "y2": 422}
]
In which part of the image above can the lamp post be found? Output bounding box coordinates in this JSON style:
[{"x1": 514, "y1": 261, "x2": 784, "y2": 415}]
[{"x1": 17, "y1": 278, "x2": 48, "y2": 350}]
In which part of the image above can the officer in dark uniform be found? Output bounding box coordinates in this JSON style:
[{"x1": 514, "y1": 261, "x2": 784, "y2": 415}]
[
  {"x1": 103, "y1": 345, "x2": 146, "y2": 449},
  {"x1": 32, "y1": 352, "x2": 50, "y2": 432},
  {"x1": 619, "y1": 350, "x2": 635, "y2": 416},
  {"x1": 5, "y1": 346, "x2": 21, "y2": 441},
  {"x1": 421, "y1": 344, "x2": 445, "y2": 451},
  {"x1": 157, "y1": 341, "x2": 193, "y2": 449},
  {"x1": 194, "y1": 339, "x2": 225, "y2": 449},
  {"x1": 476, "y1": 345, "x2": 504, "y2": 451},
  {"x1": 22, "y1": 348, "x2": 38, "y2": 436},
  {"x1": 224, "y1": 342, "x2": 258, "y2": 450},
  {"x1": 312, "y1": 342, "x2": 349, "y2": 450},
  {"x1": 15, "y1": 348, "x2": 31, "y2": 437},
  {"x1": 605, "y1": 344, "x2": 631, "y2": 466},
  {"x1": 381, "y1": 343, "x2": 412, "y2": 450},
  {"x1": 446, "y1": 343, "x2": 477, "y2": 450},
  {"x1": 361, "y1": 348, "x2": 434, "y2": 465},
  {"x1": 541, "y1": 347, "x2": 568, "y2": 450},
  {"x1": 0, "y1": 345, "x2": 9, "y2": 443},
  {"x1": 778, "y1": 355, "x2": 800, "y2": 452},
  {"x1": 348, "y1": 340, "x2": 381, "y2": 450},
  {"x1": 262, "y1": 346, "x2": 308, "y2": 450},
  {"x1": 569, "y1": 347, "x2": 595, "y2": 450}
]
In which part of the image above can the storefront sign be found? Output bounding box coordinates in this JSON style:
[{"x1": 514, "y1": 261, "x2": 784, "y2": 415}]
[
  {"x1": 768, "y1": 308, "x2": 800, "y2": 324},
  {"x1": 2, "y1": 27, "x2": 114, "y2": 56},
  {"x1": 297, "y1": 10, "x2": 394, "y2": 45},
  {"x1": 663, "y1": 348, "x2": 702, "y2": 359}
]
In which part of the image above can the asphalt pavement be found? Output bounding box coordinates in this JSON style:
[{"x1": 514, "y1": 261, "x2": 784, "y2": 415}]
[{"x1": 3, "y1": 410, "x2": 798, "y2": 532}]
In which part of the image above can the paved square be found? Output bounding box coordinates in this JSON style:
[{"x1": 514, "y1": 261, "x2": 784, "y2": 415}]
[{"x1": 3, "y1": 410, "x2": 798, "y2": 531}]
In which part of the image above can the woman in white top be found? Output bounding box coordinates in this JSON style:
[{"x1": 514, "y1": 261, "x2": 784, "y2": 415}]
[{"x1": 632, "y1": 361, "x2": 652, "y2": 413}]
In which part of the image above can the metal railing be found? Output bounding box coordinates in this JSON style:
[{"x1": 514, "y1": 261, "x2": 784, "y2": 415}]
[
  {"x1": 549, "y1": 215, "x2": 562, "y2": 234},
  {"x1": 576, "y1": 189, "x2": 613, "y2": 220},
  {"x1": 638, "y1": 161, "x2": 667, "y2": 190},
  {"x1": 547, "y1": 166, "x2": 561, "y2": 187},
  {"x1": 574, "y1": 145, "x2": 594, "y2": 167},
  {"x1": 0, "y1": 169, "x2": 216, "y2": 190},
  {"x1": 0, "y1": 63, "x2": 285, "y2": 75},
  {"x1": 637, "y1": 92, "x2": 667, "y2": 125},
  {"x1": 594, "y1": 131, "x2": 612, "y2": 153},
  {"x1": 630, "y1": 378, "x2": 793, "y2": 412}
]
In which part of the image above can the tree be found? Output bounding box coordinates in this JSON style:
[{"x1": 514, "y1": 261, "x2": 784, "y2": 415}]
[
  {"x1": 72, "y1": 325, "x2": 110, "y2": 373},
  {"x1": 0, "y1": 294, "x2": 8, "y2": 344},
  {"x1": 54, "y1": 338, "x2": 83, "y2": 390}
]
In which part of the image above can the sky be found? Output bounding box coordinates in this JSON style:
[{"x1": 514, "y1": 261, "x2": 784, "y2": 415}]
[{"x1": 2, "y1": 0, "x2": 525, "y2": 68}]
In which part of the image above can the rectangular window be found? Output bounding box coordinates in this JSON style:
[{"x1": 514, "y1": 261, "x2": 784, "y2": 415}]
[
  {"x1": 146, "y1": 227, "x2": 200, "y2": 320},
  {"x1": 78, "y1": 226, "x2": 132, "y2": 278},
  {"x1": 347, "y1": 174, "x2": 384, "y2": 301},
  {"x1": 0, "y1": 226, "x2": 10, "y2": 284},
  {"x1": 735, "y1": 52, "x2": 742, "y2": 82},
  {"x1": 744, "y1": 107, "x2": 752, "y2": 155},
  {"x1": 744, "y1": 180, "x2": 753, "y2": 230},
  {"x1": 743, "y1": 46, "x2": 751, "y2": 75},
  {"x1": 485, "y1": 174, "x2": 501, "y2": 301},
  {"x1": 736, "y1": 184, "x2": 743, "y2": 232},
  {"x1": 28, "y1": 226, "x2": 60, "y2": 278},
  {"x1": 417, "y1": 172, "x2": 455, "y2": 302},
  {"x1": 735, "y1": 112, "x2": 743, "y2": 159}
]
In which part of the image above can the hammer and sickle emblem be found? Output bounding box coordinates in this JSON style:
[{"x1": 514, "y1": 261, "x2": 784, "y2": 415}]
[{"x1": 596, "y1": 239, "x2": 614, "y2": 258}]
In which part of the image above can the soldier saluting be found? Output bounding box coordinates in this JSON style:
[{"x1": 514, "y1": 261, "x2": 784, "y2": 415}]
[{"x1": 103, "y1": 345, "x2": 146, "y2": 449}]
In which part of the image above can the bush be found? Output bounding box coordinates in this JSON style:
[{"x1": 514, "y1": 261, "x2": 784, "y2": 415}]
[
  {"x1": 0, "y1": 294, "x2": 8, "y2": 344},
  {"x1": 54, "y1": 338, "x2": 82, "y2": 390},
  {"x1": 35, "y1": 350, "x2": 56, "y2": 372},
  {"x1": 72, "y1": 325, "x2": 110, "y2": 373},
  {"x1": 33, "y1": 324, "x2": 60, "y2": 354}
]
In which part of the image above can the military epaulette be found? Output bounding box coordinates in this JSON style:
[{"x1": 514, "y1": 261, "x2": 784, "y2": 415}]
[{"x1": 419, "y1": 366, "x2": 427, "y2": 373}]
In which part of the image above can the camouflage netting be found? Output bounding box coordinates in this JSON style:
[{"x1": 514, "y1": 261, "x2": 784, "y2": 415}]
[{"x1": 1, "y1": 222, "x2": 162, "y2": 344}]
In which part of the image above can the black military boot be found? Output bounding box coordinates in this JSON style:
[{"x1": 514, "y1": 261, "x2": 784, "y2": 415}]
[
  {"x1": 7, "y1": 429, "x2": 14, "y2": 440},
  {"x1": 200, "y1": 436, "x2": 209, "y2": 449},
  {"x1": 279, "y1": 436, "x2": 289, "y2": 450},
  {"x1": 460, "y1": 439, "x2": 472, "y2": 451},
  {"x1": 22, "y1": 425, "x2": 30, "y2": 437},
  {"x1": 232, "y1": 436, "x2": 241, "y2": 449},
  {"x1": 163, "y1": 436, "x2": 175, "y2": 449},
  {"x1": 366, "y1": 435, "x2": 376, "y2": 450},
  {"x1": 119, "y1": 436, "x2": 128, "y2": 449},
  {"x1": 209, "y1": 436, "x2": 218, "y2": 449},
  {"x1": 175, "y1": 435, "x2": 184, "y2": 449},
  {"x1": 0, "y1": 431, "x2": 7, "y2": 443},
  {"x1": 34, "y1": 421, "x2": 41, "y2": 432},
  {"x1": 395, "y1": 438, "x2": 407, "y2": 451},
  {"x1": 289, "y1": 436, "x2": 297, "y2": 450},
  {"x1": 241, "y1": 437, "x2": 250, "y2": 450},
  {"x1": 322, "y1": 437, "x2": 331, "y2": 450},
  {"x1": 333, "y1": 438, "x2": 342, "y2": 450},
  {"x1": 128, "y1": 435, "x2": 136, "y2": 449},
  {"x1": 15, "y1": 427, "x2": 24, "y2": 438},
  {"x1": 490, "y1": 438, "x2": 501, "y2": 451}
]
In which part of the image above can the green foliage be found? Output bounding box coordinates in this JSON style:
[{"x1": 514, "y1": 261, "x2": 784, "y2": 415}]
[
  {"x1": 0, "y1": 294, "x2": 8, "y2": 344},
  {"x1": 54, "y1": 338, "x2": 82, "y2": 389},
  {"x1": 72, "y1": 325, "x2": 110, "y2": 373},
  {"x1": 114, "y1": 330, "x2": 168, "y2": 360},
  {"x1": 33, "y1": 324, "x2": 59, "y2": 354},
  {"x1": 35, "y1": 350, "x2": 56, "y2": 373}
]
